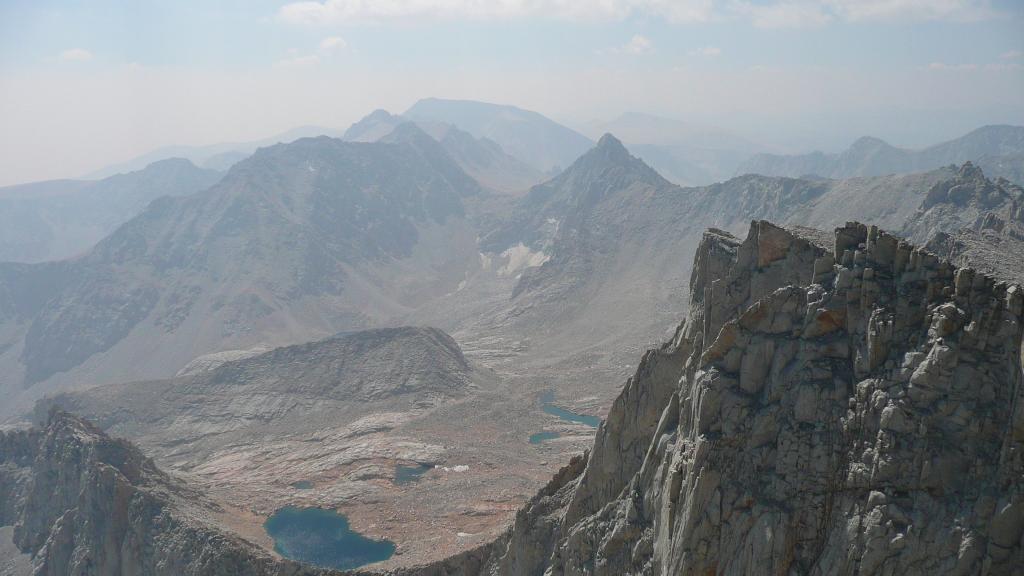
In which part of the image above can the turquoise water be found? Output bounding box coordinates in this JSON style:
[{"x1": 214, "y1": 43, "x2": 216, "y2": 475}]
[
  {"x1": 529, "y1": 431, "x2": 561, "y2": 444},
  {"x1": 540, "y1": 391, "x2": 601, "y2": 428},
  {"x1": 290, "y1": 480, "x2": 313, "y2": 489},
  {"x1": 264, "y1": 507, "x2": 395, "y2": 570},
  {"x1": 531, "y1": 391, "x2": 600, "y2": 444},
  {"x1": 394, "y1": 463, "x2": 431, "y2": 485}
]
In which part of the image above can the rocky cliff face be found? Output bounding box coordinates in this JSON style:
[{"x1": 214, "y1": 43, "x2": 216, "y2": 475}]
[
  {"x1": 1, "y1": 412, "x2": 333, "y2": 576},
  {"x1": 451, "y1": 220, "x2": 1024, "y2": 575}
]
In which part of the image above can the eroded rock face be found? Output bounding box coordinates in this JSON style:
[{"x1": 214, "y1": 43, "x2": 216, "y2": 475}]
[
  {"x1": 460, "y1": 220, "x2": 1024, "y2": 575},
  {"x1": 1, "y1": 412, "x2": 332, "y2": 576}
]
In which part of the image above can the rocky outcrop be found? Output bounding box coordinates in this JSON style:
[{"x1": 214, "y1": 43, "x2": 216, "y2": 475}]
[
  {"x1": 919, "y1": 166, "x2": 1024, "y2": 286},
  {"x1": 2, "y1": 412, "x2": 333, "y2": 576},
  {"x1": 464, "y1": 220, "x2": 1024, "y2": 575},
  {"x1": 904, "y1": 162, "x2": 1024, "y2": 245}
]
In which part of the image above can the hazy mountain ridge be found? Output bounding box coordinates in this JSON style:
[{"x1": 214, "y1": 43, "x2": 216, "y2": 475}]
[
  {"x1": 739, "y1": 124, "x2": 1024, "y2": 183},
  {"x1": 0, "y1": 131, "x2": 487, "y2": 418},
  {"x1": 404, "y1": 98, "x2": 594, "y2": 173},
  {"x1": 464, "y1": 136, "x2": 959, "y2": 372},
  {"x1": 0, "y1": 158, "x2": 222, "y2": 263},
  {"x1": 581, "y1": 112, "x2": 764, "y2": 186},
  {"x1": 85, "y1": 125, "x2": 347, "y2": 178},
  {"x1": 346, "y1": 108, "x2": 545, "y2": 194}
]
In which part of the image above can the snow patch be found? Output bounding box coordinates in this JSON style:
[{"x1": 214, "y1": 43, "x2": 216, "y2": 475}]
[
  {"x1": 437, "y1": 464, "x2": 470, "y2": 472},
  {"x1": 497, "y1": 243, "x2": 549, "y2": 277}
]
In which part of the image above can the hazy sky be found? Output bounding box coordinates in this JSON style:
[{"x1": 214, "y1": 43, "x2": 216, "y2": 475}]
[{"x1": 1, "y1": 0, "x2": 1023, "y2": 186}]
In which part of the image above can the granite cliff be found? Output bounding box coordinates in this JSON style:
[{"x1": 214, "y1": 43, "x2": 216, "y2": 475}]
[
  {"x1": 0, "y1": 411, "x2": 333, "y2": 576},
  {"x1": 426, "y1": 220, "x2": 1024, "y2": 575}
]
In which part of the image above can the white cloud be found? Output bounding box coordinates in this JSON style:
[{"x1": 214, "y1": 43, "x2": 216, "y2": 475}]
[
  {"x1": 59, "y1": 48, "x2": 94, "y2": 61},
  {"x1": 279, "y1": 0, "x2": 714, "y2": 25},
  {"x1": 689, "y1": 46, "x2": 722, "y2": 57},
  {"x1": 620, "y1": 34, "x2": 654, "y2": 55},
  {"x1": 278, "y1": 0, "x2": 995, "y2": 26},
  {"x1": 320, "y1": 36, "x2": 347, "y2": 50},
  {"x1": 925, "y1": 62, "x2": 978, "y2": 71},
  {"x1": 985, "y1": 62, "x2": 1023, "y2": 72},
  {"x1": 276, "y1": 54, "x2": 320, "y2": 68},
  {"x1": 731, "y1": 1, "x2": 832, "y2": 28},
  {"x1": 1001, "y1": 50, "x2": 1023, "y2": 60},
  {"x1": 599, "y1": 34, "x2": 655, "y2": 56},
  {"x1": 925, "y1": 55, "x2": 1024, "y2": 72},
  {"x1": 824, "y1": 0, "x2": 995, "y2": 22}
]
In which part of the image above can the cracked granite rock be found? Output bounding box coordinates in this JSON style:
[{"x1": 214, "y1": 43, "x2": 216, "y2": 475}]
[
  {"x1": 427, "y1": 220, "x2": 1024, "y2": 576},
  {"x1": 0, "y1": 411, "x2": 335, "y2": 576}
]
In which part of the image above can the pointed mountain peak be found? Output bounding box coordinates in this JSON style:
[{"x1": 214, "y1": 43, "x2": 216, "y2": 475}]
[
  {"x1": 595, "y1": 133, "x2": 628, "y2": 154},
  {"x1": 849, "y1": 135, "x2": 893, "y2": 151},
  {"x1": 344, "y1": 109, "x2": 404, "y2": 142},
  {"x1": 957, "y1": 160, "x2": 985, "y2": 180},
  {"x1": 367, "y1": 108, "x2": 398, "y2": 121},
  {"x1": 548, "y1": 131, "x2": 672, "y2": 191},
  {"x1": 379, "y1": 121, "x2": 435, "y2": 146}
]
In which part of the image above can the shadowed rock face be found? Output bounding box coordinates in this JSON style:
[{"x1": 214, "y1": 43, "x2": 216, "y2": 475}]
[
  {"x1": 0, "y1": 412, "x2": 335, "y2": 576},
  {"x1": 432, "y1": 220, "x2": 1024, "y2": 575}
]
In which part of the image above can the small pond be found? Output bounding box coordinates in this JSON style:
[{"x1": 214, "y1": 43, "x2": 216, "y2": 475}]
[
  {"x1": 393, "y1": 463, "x2": 432, "y2": 485},
  {"x1": 290, "y1": 480, "x2": 313, "y2": 489},
  {"x1": 264, "y1": 506, "x2": 395, "y2": 570},
  {"x1": 531, "y1": 391, "x2": 601, "y2": 444},
  {"x1": 540, "y1": 391, "x2": 601, "y2": 428},
  {"x1": 529, "y1": 431, "x2": 561, "y2": 444}
]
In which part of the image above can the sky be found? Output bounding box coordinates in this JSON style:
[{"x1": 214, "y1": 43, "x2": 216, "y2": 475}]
[{"x1": 1, "y1": 0, "x2": 1023, "y2": 186}]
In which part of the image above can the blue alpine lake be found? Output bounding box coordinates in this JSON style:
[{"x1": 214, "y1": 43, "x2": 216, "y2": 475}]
[
  {"x1": 264, "y1": 506, "x2": 395, "y2": 570},
  {"x1": 529, "y1": 431, "x2": 561, "y2": 444},
  {"x1": 531, "y1": 391, "x2": 600, "y2": 444},
  {"x1": 540, "y1": 391, "x2": 601, "y2": 428}
]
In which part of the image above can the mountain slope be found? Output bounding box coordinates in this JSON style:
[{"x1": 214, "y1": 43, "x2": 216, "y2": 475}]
[
  {"x1": 38, "y1": 327, "x2": 479, "y2": 459},
  {"x1": 739, "y1": 124, "x2": 1024, "y2": 181},
  {"x1": 445, "y1": 220, "x2": 1024, "y2": 575},
  {"x1": 404, "y1": 98, "x2": 593, "y2": 173},
  {"x1": 0, "y1": 159, "x2": 221, "y2": 262},
  {"x1": 0, "y1": 130, "x2": 485, "y2": 419},
  {"x1": 455, "y1": 136, "x2": 956, "y2": 381},
  {"x1": 346, "y1": 110, "x2": 544, "y2": 194}
]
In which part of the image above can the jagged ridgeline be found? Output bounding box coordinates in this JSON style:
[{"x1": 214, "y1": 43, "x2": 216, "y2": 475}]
[{"x1": 428, "y1": 221, "x2": 1024, "y2": 575}]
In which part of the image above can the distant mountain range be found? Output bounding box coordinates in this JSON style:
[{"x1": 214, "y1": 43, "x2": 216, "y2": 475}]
[
  {"x1": 738, "y1": 124, "x2": 1024, "y2": 184},
  {"x1": 85, "y1": 125, "x2": 346, "y2": 177},
  {"x1": 0, "y1": 158, "x2": 221, "y2": 262},
  {"x1": 5, "y1": 123, "x2": 1019, "y2": 423},
  {"x1": 344, "y1": 109, "x2": 544, "y2": 194},
  {"x1": 580, "y1": 112, "x2": 764, "y2": 186},
  {"x1": 404, "y1": 98, "x2": 594, "y2": 174},
  {"x1": 0, "y1": 128, "x2": 487, "y2": 417}
]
